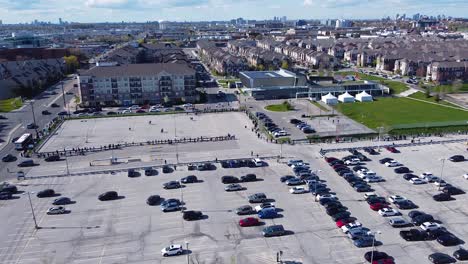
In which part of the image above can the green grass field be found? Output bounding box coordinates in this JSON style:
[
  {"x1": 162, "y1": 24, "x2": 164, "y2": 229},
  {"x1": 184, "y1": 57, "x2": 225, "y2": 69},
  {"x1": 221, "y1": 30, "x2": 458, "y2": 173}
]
[
  {"x1": 335, "y1": 97, "x2": 468, "y2": 130},
  {"x1": 431, "y1": 83, "x2": 468, "y2": 93},
  {"x1": 336, "y1": 71, "x2": 409, "y2": 94},
  {"x1": 265, "y1": 102, "x2": 294, "y2": 112},
  {"x1": 408, "y1": 92, "x2": 463, "y2": 109},
  {"x1": 0, "y1": 97, "x2": 23, "y2": 112}
]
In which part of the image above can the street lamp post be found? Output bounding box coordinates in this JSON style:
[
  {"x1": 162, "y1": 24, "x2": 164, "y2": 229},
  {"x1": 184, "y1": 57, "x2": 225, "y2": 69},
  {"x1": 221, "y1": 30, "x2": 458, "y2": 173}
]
[
  {"x1": 185, "y1": 241, "x2": 189, "y2": 264},
  {"x1": 313, "y1": 169, "x2": 322, "y2": 196},
  {"x1": 368, "y1": 230, "x2": 381, "y2": 263},
  {"x1": 30, "y1": 100, "x2": 39, "y2": 137},
  {"x1": 25, "y1": 192, "x2": 39, "y2": 229},
  {"x1": 438, "y1": 158, "x2": 446, "y2": 190},
  {"x1": 61, "y1": 81, "x2": 67, "y2": 109}
]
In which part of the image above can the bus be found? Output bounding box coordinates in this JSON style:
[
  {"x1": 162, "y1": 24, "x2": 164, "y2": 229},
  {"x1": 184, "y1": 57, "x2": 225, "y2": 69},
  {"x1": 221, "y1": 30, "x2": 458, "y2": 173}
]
[{"x1": 14, "y1": 133, "x2": 33, "y2": 150}]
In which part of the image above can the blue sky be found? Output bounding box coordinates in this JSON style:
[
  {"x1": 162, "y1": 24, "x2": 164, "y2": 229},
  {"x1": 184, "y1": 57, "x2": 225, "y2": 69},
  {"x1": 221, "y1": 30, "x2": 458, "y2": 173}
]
[{"x1": 0, "y1": 0, "x2": 466, "y2": 23}]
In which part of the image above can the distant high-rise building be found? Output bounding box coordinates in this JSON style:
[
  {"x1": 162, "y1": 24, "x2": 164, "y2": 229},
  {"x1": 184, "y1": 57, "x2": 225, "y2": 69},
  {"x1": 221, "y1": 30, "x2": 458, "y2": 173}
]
[
  {"x1": 59, "y1": 18, "x2": 63, "y2": 24},
  {"x1": 0, "y1": 20, "x2": 2, "y2": 25},
  {"x1": 335, "y1": 19, "x2": 352, "y2": 28},
  {"x1": 412, "y1": 13, "x2": 420, "y2": 20},
  {"x1": 281, "y1": 16, "x2": 287, "y2": 22}
]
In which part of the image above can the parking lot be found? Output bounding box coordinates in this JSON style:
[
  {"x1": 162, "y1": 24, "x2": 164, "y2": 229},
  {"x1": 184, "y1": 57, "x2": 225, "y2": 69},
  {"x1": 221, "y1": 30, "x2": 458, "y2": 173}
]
[{"x1": 40, "y1": 112, "x2": 251, "y2": 152}]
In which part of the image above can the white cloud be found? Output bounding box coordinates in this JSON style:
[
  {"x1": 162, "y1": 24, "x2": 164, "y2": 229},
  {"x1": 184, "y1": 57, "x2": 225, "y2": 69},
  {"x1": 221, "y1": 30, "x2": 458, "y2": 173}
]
[
  {"x1": 85, "y1": 0, "x2": 132, "y2": 8},
  {"x1": 303, "y1": 0, "x2": 312, "y2": 5}
]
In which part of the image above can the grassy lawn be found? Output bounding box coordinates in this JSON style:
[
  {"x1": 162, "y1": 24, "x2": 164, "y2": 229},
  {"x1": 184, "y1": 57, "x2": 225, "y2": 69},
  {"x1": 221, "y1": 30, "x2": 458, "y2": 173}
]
[
  {"x1": 0, "y1": 97, "x2": 23, "y2": 112},
  {"x1": 265, "y1": 102, "x2": 294, "y2": 112},
  {"x1": 431, "y1": 83, "x2": 468, "y2": 93},
  {"x1": 335, "y1": 97, "x2": 468, "y2": 130},
  {"x1": 310, "y1": 101, "x2": 329, "y2": 112},
  {"x1": 408, "y1": 92, "x2": 463, "y2": 109},
  {"x1": 336, "y1": 71, "x2": 408, "y2": 94}
]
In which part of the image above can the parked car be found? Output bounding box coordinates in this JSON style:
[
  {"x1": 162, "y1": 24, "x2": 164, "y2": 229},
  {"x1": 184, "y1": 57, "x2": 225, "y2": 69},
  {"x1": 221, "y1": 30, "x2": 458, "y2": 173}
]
[
  {"x1": 37, "y1": 189, "x2": 55, "y2": 198},
  {"x1": 449, "y1": 155, "x2": 464, "y2": 162},
  {"x1": 280, "y1": 175, "x2": 295, "y2": 182},
  {"x1": 146, "y1": 195, "x2": 162, "y2": 206},
  {"x1": 181, "y1": 175, "x2": 198, "y2": 183},
  {"x1": 394, "y1": 167, "x2": 410, "y2": 174},
  {"x1": 364, "y1": 251, "x2": 390, "y2": 262},
  {"x1": 144, "y1": 167, "x2": 157, "y2": 176},
  {"x1": 236, "y1": 205, "x2": 254, "y2": 215},
  {"x1": 18, "y1": 160, "x2": 35, "y2": 167},
  {"x1": 388, "y1": 217, "x2": 409, "y2": 227},
  {"x1": 433, "y1": 193, "x2": 452, "y2": 201},
  {"x1": 286, "y1": 178, "x2": 304, "y2": 186},
  {"x1": 183, "y1": 210, "x2": 203, "y2": 221},
  {"x1": 163, "y1": 181, "x2": 181, "y2": 189},
  {"x1": 239, "y1": 217, "x2": 260, "y2": 227},
  {"x1": 378, "y1": 208, "x2": 400, "y2": 217},
  {"x1": 53, "y1": 197, "x2": 72, "y2": 205},
  {"x1": 409, "y1": 178, "x2": 427, "y2": 185},
  {"x1": 222, "y1": 176, "x2": 239, "y2": 184},
  {"x1": 354, "y1": 236, "x2": 375, "y2": 247},
  {"x1": 400, "y1": 229, "x2": 429, "y2": 241},
  {"x1": 420, "y1": 222, "x2": 442, "y2": 231},
  {"x1": 428, "y1": 253, "x2": 456, "y2": 264},
  {"x1": 248, "y1": 193, "x2": 267, "y2": 203},
  {"x1": 437, "y1": 233, "x2": 460, "y2": 246},
  {"x1": 41, "y1": 110, "x2": 51, "y2": 115},
  {"x1": 127, "y1": 169, "x2": 139, "y2": 177},
  {"x1": 290, "y1": 186, "x2": 307, "y2": 194},
  {"x1": 161, "y1": 244, "x2": 183, "y2": 257},
  {"x1": 442, "y1": 186, "x2": 465, "y2": 195},
  {"x1": 412, "y1": 214, "x2": 435, "y2": 225},
  {"x1": 162, "y1": 165, "x2": 172, "y2": 173},
  {"x1": 453, "y1": 248, "x2": 468, "y2": 261},
  {"x1": 394, "y1": 200, "x2": 418, "y2": 209},
  {"x1": 241, "y1": 174, "x2": 257, "y2": 182},
  {"x1": 47, "y1": 206, "x2": 66, "y2": 215},
  {"x1": 2, "y1": 154, "x2": 17, "y2": 162},
  {"x1": 385, "y1": 146, "x2": 399, "y2": 153},
  {"x1": 160, "y1": 199, "x2": 181, "y2": 212},
  {"x1": 258, "y1": 207, "x2": 278, "y2": 219},
  {"x1": 98, "y1": 191, "x2": 118, "y2": 201},
  {"x1": 262, "y1": 225, "x2": 285, "y2": 237},
  {"x1": 225, "y1": 183, "x2": 244, "y2": 192},
  {"x1": 385, "y1": 161, "x2": 402, "y2": 167}
]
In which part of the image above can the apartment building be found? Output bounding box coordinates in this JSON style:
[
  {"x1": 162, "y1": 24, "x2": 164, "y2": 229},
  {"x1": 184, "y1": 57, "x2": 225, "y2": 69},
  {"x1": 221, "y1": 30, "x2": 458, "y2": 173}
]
[{"x1": 78, "y1": 63, "x2": 197, "y2": 107}]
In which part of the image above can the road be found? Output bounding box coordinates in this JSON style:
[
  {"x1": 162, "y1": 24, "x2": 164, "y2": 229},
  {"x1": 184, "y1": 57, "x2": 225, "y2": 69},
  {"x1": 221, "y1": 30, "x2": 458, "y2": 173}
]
[{"x1": 0, "y1": 78, "x2": 77, "y2": 181}]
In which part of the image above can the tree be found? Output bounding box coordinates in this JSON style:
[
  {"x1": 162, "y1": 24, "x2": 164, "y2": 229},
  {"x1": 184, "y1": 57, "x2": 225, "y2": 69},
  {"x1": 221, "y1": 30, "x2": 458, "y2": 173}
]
[
  {"x1": 281, "y1": 60, "x2": 289, "y2": 69},
  {"x1": 64, "y1": 55, "x2": 79, "y2": 74},
  {"x1": 395, "y1": 69, "x2": 402, "y2": 75},
  {"x1": 257, "y1": 64, "x2": 265, "y2": 71}
]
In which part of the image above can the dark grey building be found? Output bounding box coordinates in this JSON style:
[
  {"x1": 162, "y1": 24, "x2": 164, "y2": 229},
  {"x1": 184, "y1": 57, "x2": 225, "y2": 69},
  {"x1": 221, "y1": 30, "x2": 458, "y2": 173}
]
[{"x1": 239, "y1": 69, "x2": 307, "y2": 88}]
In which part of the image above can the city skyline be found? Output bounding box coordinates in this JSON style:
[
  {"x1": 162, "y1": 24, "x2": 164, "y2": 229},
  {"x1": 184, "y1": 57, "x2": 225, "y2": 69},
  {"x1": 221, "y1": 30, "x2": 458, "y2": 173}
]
[{"x1": 0, "y1": 0, "x2": 467, "y2": 24}]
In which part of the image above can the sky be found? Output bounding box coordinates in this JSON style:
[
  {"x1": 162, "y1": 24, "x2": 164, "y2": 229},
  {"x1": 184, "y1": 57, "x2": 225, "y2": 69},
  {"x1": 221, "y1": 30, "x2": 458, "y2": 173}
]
[{"x1": 0, "y1": 0, "x2": 467, "y2": 23}]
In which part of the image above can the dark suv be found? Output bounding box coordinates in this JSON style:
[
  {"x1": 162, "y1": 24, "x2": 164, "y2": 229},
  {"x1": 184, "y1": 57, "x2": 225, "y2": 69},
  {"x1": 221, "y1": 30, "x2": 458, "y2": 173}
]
[
  {"x1": 221, "y1": 176, "x2": 239, "y2": 184},
  {"x1": 98, "y1": 191, "x2": 119, "y2": 201},
  {"x1": 241, "y1": 174, "x2": 257, "y2": 182},
  {"x1": 183, "y1": 210, "x2": 203, "y2": 221},
  {"x1": 263, "y1": 225, "x2": 285, "y2": 237},
  {"x1": 37, "y1": 189, "x2": 55, "y2": 198}
]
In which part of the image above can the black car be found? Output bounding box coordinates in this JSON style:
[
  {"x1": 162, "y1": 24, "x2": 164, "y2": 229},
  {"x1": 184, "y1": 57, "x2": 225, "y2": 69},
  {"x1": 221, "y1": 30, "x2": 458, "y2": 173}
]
[
  {"x1": 289, "y1": 118, "x2": 301, "y2": 124},
  {"x1": 408, "y1": 210, "x2": 425, "y2": 219},
  {"x1": 331, "y1": 211, "x2": 351, "y2": 221},
  {"x1": 37, "y1": 189, "x2": 55, "y2": 198},
  {"x1": 181, "y1": 175, "x2": 198, "y2": 183},
  {"x1": 51, "y1": 103, "x2": 60, "y2": 108},
  {"x1": 241, "y1": 174, "x2": 257, "y2": 182},
  {"x1": 183, "y1": 210, "x2": 203, "y2": 221},
  {"x1": 448, "y1": 155, "x2": 464, "y2": 162},
  {"x1": 437, "y1": 234, "x2": 460, "y2": 246},
  {"x1": 27, "y1": 123, "x2": 38, "y2": 129},
  {"x1": 128, "y1": 169, "x2": 140, "y2": 177},
  {"x1": 394, "y1": 200, "x2": 418, "y2": 209},
  {"x1": 453, "y1": 248, "x2": 468, "y2": 261},
  {"x1": 354, "y1": 185, "x2": 373, "y2": 192},
  {"x1": 18, "y1": 160, "x2": 35, "y2": 167},
  {"x1": 107, "y1": 111, "x2": 117, "y2": 115},
  {"x1": 98, "y1": 191, "x2": 118, "y2": 201},
  {"x1": 263, "y1": 225, "x2": 285, "y2": 237},
  {"x1": 45, "y1": 155, "x2": 60, "y2": 162},
  {"x1": 2, "y1": 154, "x2": 17, "y2": 162},
  {"x1": 58, "y1": 111, "x2": 68, "y2": 116},
  {"x1": 427, "y1": 229, "x2": 451, "y2": 240},
  {"x1": 41, "y1": 110, "x2": 51, "y2": 115},
  {"x1": 379, "y1": 158, "x2": 393, "y2": 164},
  {"x1": 326, "y1": 206, "x2": 347, "y2": 216},
  {"x1": 0, "y1": 192, "x2": 13, "y2": 200},
  {"x1": 442, "y1": 186, "x2": 465, "y2": 195},
  {"x1": 367, "y1": 197, "x2": 387, "y2": 205},
  {"x1": 280, "y1": 175, "x2": 295, "y2": 182},
  {"x1": 433, "y1": 193, "x2": 452, "y2": 202},
  {"x1": 394, "y1": 167, "x2": 410, "y2": 174},
  {"x1": 1, "y1": 184, "x2": 17, "y2": 194},
  {"x1": 146, "y1": 195, "x2": 162, "y2": 206},
  {"x1": 222, "y1": 176, "x2": 239, "y2": 184},
  {"x1": 403, "y1": 173, "x2": 418, "y2": 181},
  {"x1": 412, "y1": 214, "x2": 434, "y2": 225},
  {"x1": 428, "y1": 253, "x2": 456, "y2": 264},
  {"x1": 353, "y1": 165, "x2": 367, "y2": 172},
  {"x1": 53, "y1": 197, "x2": 72, "y2": 205},
  {"x1": 364, "y1": 251, "x2": 390, "y2": 262},
  {"x1": 399, "y1": 229, "x2": 428, "y2": 241},
  {"x1": 144, "y1": 167, "x2": 157, "y2": 176},
  {"x1": 163, "y1": 181, "x2": 181, "y2": 189},
  {"x1": 162, "y1": 165, "x2": 172, "y2": 173}
]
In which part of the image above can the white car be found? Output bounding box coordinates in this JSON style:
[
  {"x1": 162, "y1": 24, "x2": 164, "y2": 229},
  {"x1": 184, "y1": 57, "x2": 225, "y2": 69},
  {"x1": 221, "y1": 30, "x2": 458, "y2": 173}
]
[
  {"x1": 358, "y1": 170, "x2": 376, "y2": 178},
  {"x1": 161, "y1": 244, "x2": 183, "y2": 257},
  {"x1": 420, "y1": 222, "x2": 442, "y2": 231},
  {"x1": 433, "y1": 180, "x2": 448, "y2": 187},
  {"x1": 388, "y1": 217, "x2": 409, "y2": 227},
  {"x1": 149, "y1": 108, "x2": 160, "y2": 112},
  {"x1": 287, "y1": 159, "x2": 303, "y2": 166},
  {"x1": 121, "y1": 109, "x2": 132, "y2": 114},
  {"x1": 224, "y1": 183, "x2": 244, "y2": 191},
  {"x1": 341, "y1": 222, "x2": 362, "y2": 233},
  {"x1": 463, "y1": 173, "x2": 468, "y2": 180},
  {"x1": 255, "y1": 202, "x2": 275, "y2": 212},
  {"x1": 291, "y1": 163, "x2": 309, "y2": 169},
  {"x1": 378, "y1": 207, "x2": 400, "y2": 217},
  {"x1": 388, "y1": 195, "x2": 407, "y2": 203},
  {"x1": 289, "y1": 186, "x2": 308, "y2": 194},
  {"x1": 364, "y1": 176, "x2": 383, "y2": 183},
  {"x1": 385, "y1": 161, "x2": 402, "y2": 167},
  {"x1": 316, "y1": 193, "x2": 336, "y2": 201},
  {"x1": 420, "y1": 172, "x2": 438, "y2": 182},
  {"x1": 252, "y1": 158, "x2": 263, "y2": 167},
  {"x1": 345, "y1": 158, "x2": 361, "y2": 165},
  {"x1": 273, "y1": 131, "x2": 288, "y2": 137},
  {"x1": 409, "y1": 178, "x2": 427, "y2": 185},
  {"x1": 47, "y1": 206, "x2": 66, "y2": 215},
  {"x1": 129, "y1": 105, "x2": 140, "y2": 110}
]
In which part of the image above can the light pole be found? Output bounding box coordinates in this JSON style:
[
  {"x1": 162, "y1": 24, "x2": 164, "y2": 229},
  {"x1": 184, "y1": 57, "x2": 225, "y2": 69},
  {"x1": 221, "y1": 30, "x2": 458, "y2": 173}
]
[
  {"x1": 61, "y1": 81, "x2": 67, "y2": 109},
  {"x1": 30, "y1": 100, "x2": 39, "y2": 137},
  {"x1": 65, "y1": 156, "x2": 70, "y2": 176},
  {"x1": 313, "y1": 169, "x2": 322, "y2": 196},
  {"x1": 185, "y1": 241, "x2": 189, "y2": 264},
  {"x1": 377, "y1": 126, "x2": 383, "y2": 151},
  {"x1": 24, "y1": 191, "x2": 40, "y2": 229},
  {"x1": 368, "y1": 230, "x2": 381, "y2": 263},
  {"x1": 438, "y1": 158, "x2": 446, "y2": 190}
]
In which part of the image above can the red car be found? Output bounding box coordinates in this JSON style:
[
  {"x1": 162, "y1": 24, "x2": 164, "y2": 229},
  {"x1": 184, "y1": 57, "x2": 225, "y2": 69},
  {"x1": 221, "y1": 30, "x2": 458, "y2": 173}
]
[
  {"x1": 325, "y1": 157, "x2": 338, "y2": 163},
  {"x1": 370, "y1": 203, "x2": 389, "y2": 211},
  {"x1": 239, "y1": 217, "x2": 260, "y2": 227},
  {"x1": 385, "y1": 146, "x2": 398, "y2": 153},
  {"x1": 336, "y1": 218, "x2": 356, "y2": 228},
  {"x1": 332, "y1": 164, "x2": 347, "y2": 170}
]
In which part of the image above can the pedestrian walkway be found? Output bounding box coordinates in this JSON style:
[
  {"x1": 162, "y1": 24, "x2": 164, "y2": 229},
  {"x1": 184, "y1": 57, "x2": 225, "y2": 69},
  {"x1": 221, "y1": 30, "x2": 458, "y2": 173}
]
[{"x1": 397, "y1": 87, "x2": 419, "y2": 97}]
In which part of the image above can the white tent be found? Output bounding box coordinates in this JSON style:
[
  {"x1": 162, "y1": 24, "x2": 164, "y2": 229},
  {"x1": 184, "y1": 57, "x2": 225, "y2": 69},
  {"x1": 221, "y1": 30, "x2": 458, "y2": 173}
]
[
  {"x1": 355, "y1": 91, "x2": 373, "y2": 102},
  {"x1": 338, "y1": 92, "x2": 355, "y2": 103},
  {"x1": 321, "y1": 93, "x2": 338, "y2": 105}
]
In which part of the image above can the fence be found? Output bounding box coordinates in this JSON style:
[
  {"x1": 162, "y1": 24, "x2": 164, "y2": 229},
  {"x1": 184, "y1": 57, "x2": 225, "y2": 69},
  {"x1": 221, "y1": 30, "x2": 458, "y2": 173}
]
[{"x1": 390, "y1": 120, "x2": 468, "y2": 130}]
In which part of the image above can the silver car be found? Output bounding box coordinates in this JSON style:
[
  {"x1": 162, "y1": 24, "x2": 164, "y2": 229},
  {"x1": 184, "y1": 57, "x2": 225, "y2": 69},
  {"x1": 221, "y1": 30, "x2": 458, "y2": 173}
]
[
  {"x1": 388, "y1": 217, "x2": 409, "y2": 227},
  {"x1": 225, "y1": 183, "x2": 244, "y2": 192},
  {"x1": 47, "y1": 206, "x2": 66, "y2": 215},
  {"x1": 235, "y1": 205, "x2": 254, "y2": 215}
]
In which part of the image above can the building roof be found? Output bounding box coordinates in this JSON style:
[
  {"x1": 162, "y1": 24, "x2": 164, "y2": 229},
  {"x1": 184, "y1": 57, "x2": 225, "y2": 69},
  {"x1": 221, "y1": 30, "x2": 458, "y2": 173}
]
[
  {"x1": 80, "y1": 63, "x2": 195, "y2": 77},
  {"x1": 241, "y1": 69, "x2": 296, "y2": 79}
]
